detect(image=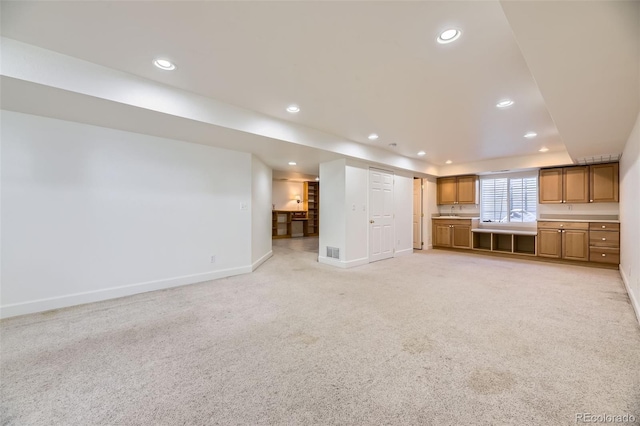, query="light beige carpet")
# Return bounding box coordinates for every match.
[2,239,639,425]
